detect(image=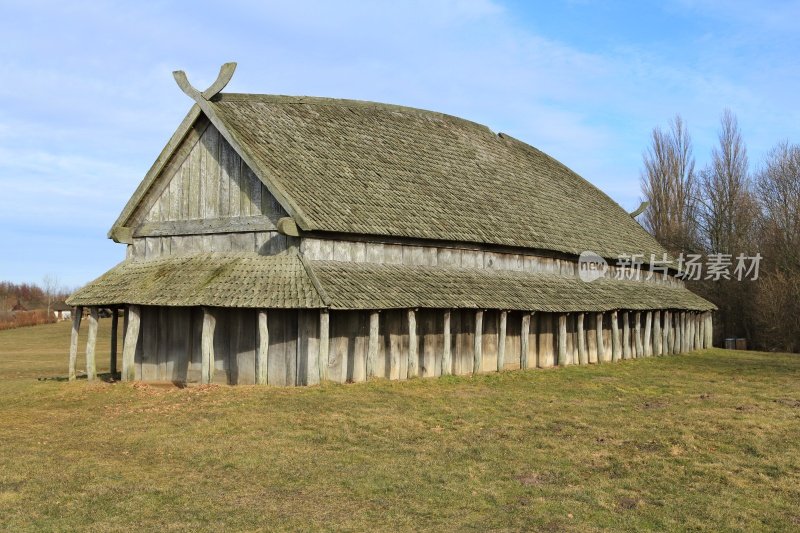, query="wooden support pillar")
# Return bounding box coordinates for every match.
[497,310,507,371]
[643,311,652,357]
[695,313,702,350]
[698,313,705,349]
[633,312,643,358]
[595,312,605,362]
[110,310,119,375]
[556,313,567,366]
[705,312,713,348]
[367,310,379,379]
[255,310,267,385]
[408,309,418,378]
[672,312,680,354]
[121,305,140,382]
[85,307,98,381]
[473,310,483,374]
[68,306,83,381]
[622,311,631,359]
[319,310,330,382]
[202,308,217,384]
[520,313,531,369]
[653,311,662,356]
[610,310,621,361]
[663,311,671,355]
[557,313,568,366]
[679,311,687,353]
[577,312,587,365]
[442,310,452,376]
